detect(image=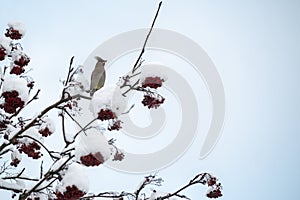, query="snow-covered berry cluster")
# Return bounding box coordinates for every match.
[18,142,41,159]
[0,90,24,114]
[55,163,89,199]
[207,187,222,199]
[97,108,116,121]
[108,119,122,131]
[55,185,86,200]
[80,152,104,167]
[205,175,223,199]
[139,65,167,109]
[38,117,56,137]
[141,94,165,109]
[38,127,52,137]
[10,150,22,167]
[10,52,30,75]
[5,22,26,40]
[5,28,23,40]
[91,85,126,132]
[75,131,112,167]
[141,76,164,89]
